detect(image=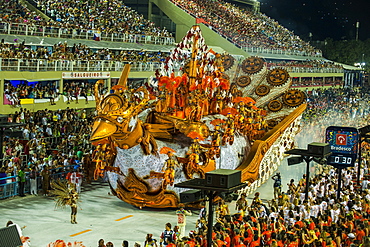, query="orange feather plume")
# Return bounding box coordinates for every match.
[221,107,238,116]
[182,73,188,85]
[112,85,126,91]
[210,119,226,126]
[158,76,170,88]
[160,147,176,154]
[232,97,246,103]
[219,79,230,90]
[260,110,267,116]
[173,76,182,88]
[244,97,256,104]
[187,131,204,141]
